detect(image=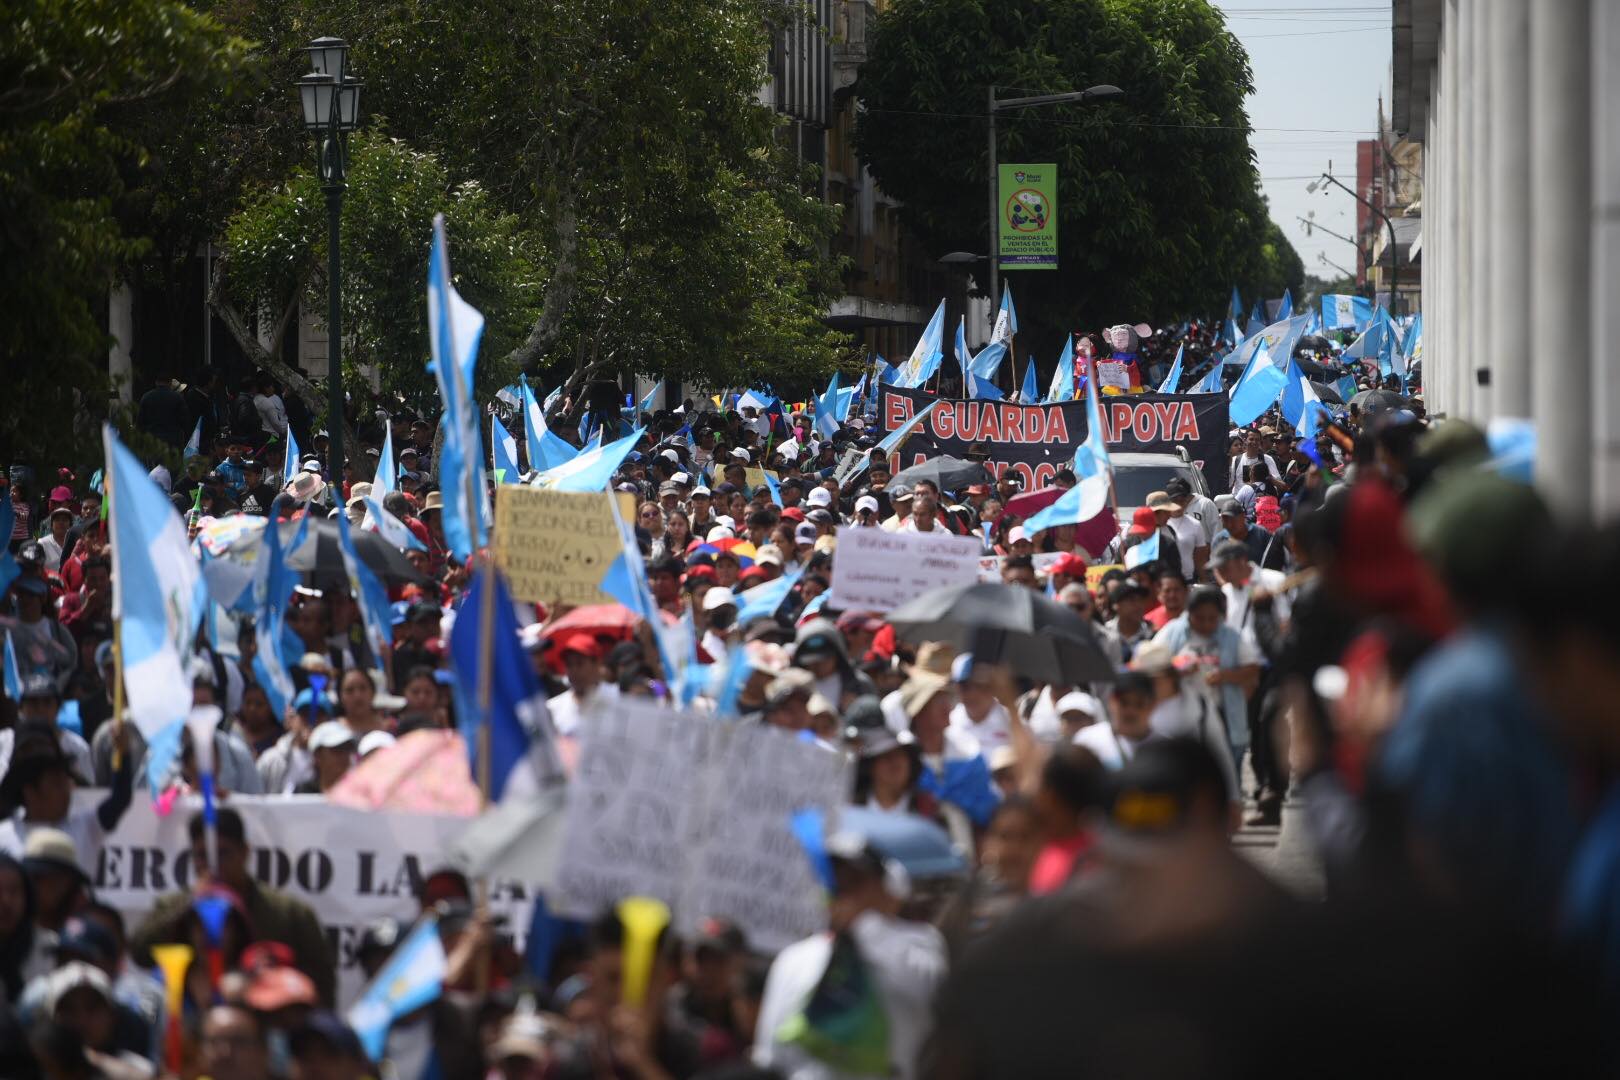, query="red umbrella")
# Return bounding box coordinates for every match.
[542,603,638,642]
[1003,487,1064,519]
[1002,489,1120,563]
